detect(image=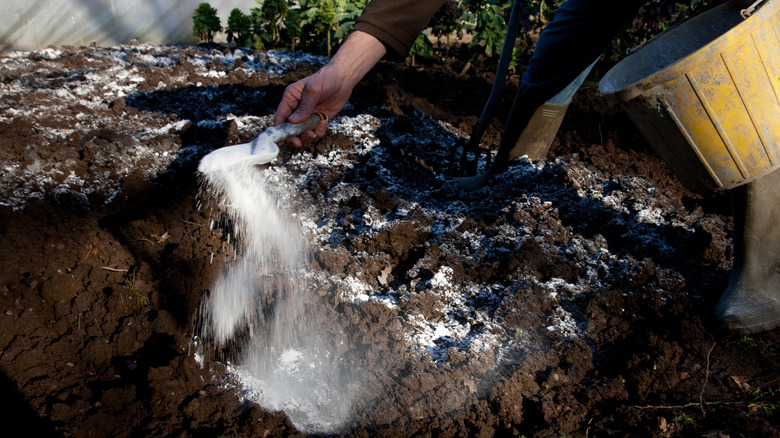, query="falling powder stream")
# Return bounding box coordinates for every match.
[197,162,361,433]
